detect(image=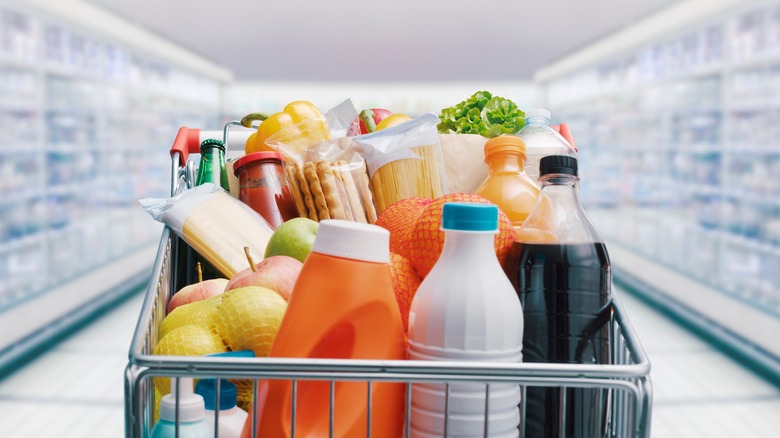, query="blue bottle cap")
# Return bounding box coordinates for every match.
[195,379,237,411]
[442,202,499,232]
